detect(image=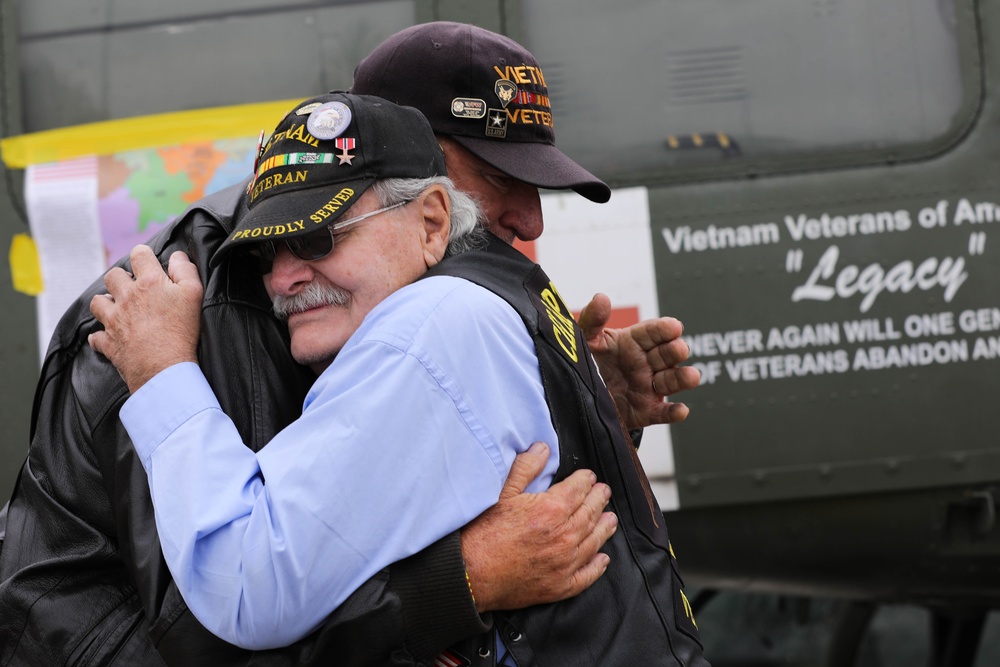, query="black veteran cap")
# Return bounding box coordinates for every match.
[351,22,611,204]
[216,92,446,257]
